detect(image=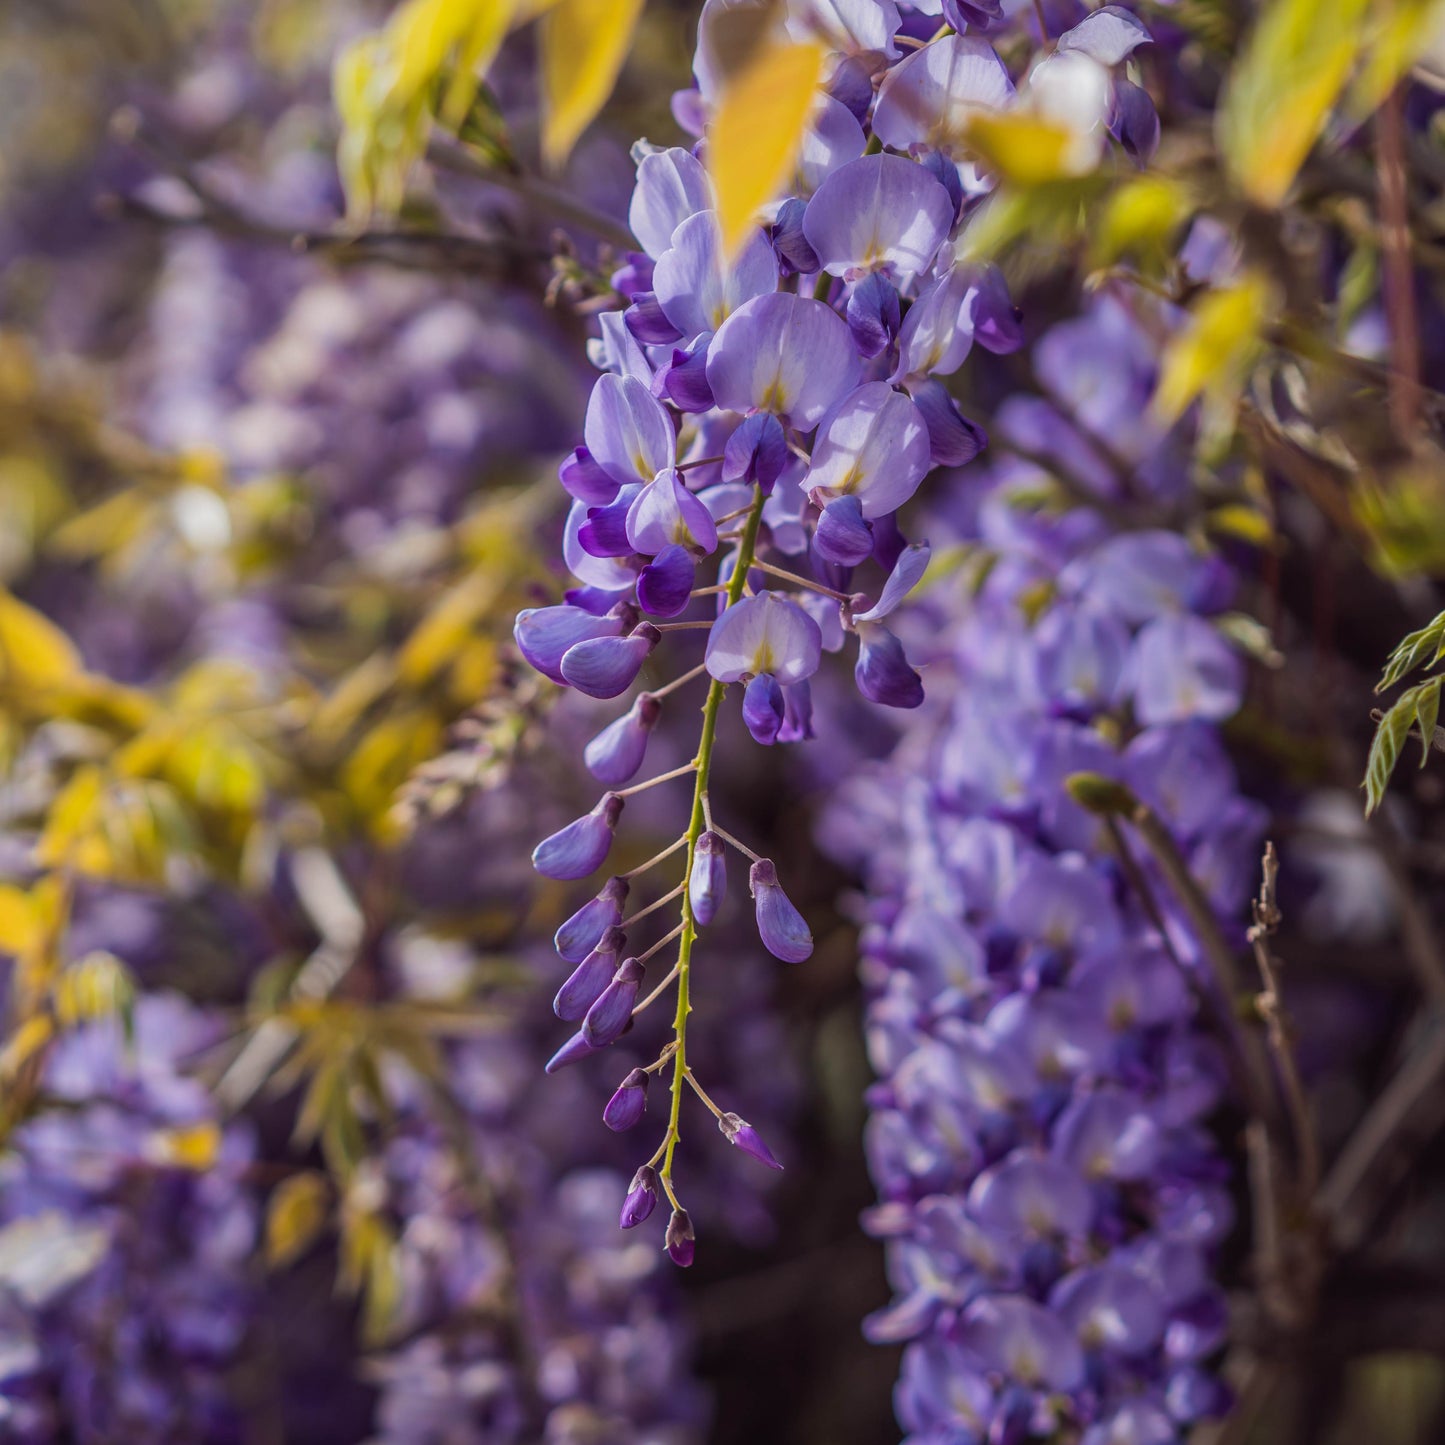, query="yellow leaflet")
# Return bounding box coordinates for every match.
[265,1172,331,1269]
[1353,0,1445,115]
[710,38,825,259]
[961,112,1088,188]
[0,886,39,961]
[0,1016,53,1078]
[1153,273,1276,424]
[0,591,80,690]
[1218,0,1371,207]
[539,0,646,167]
[148,1121,222,1171]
